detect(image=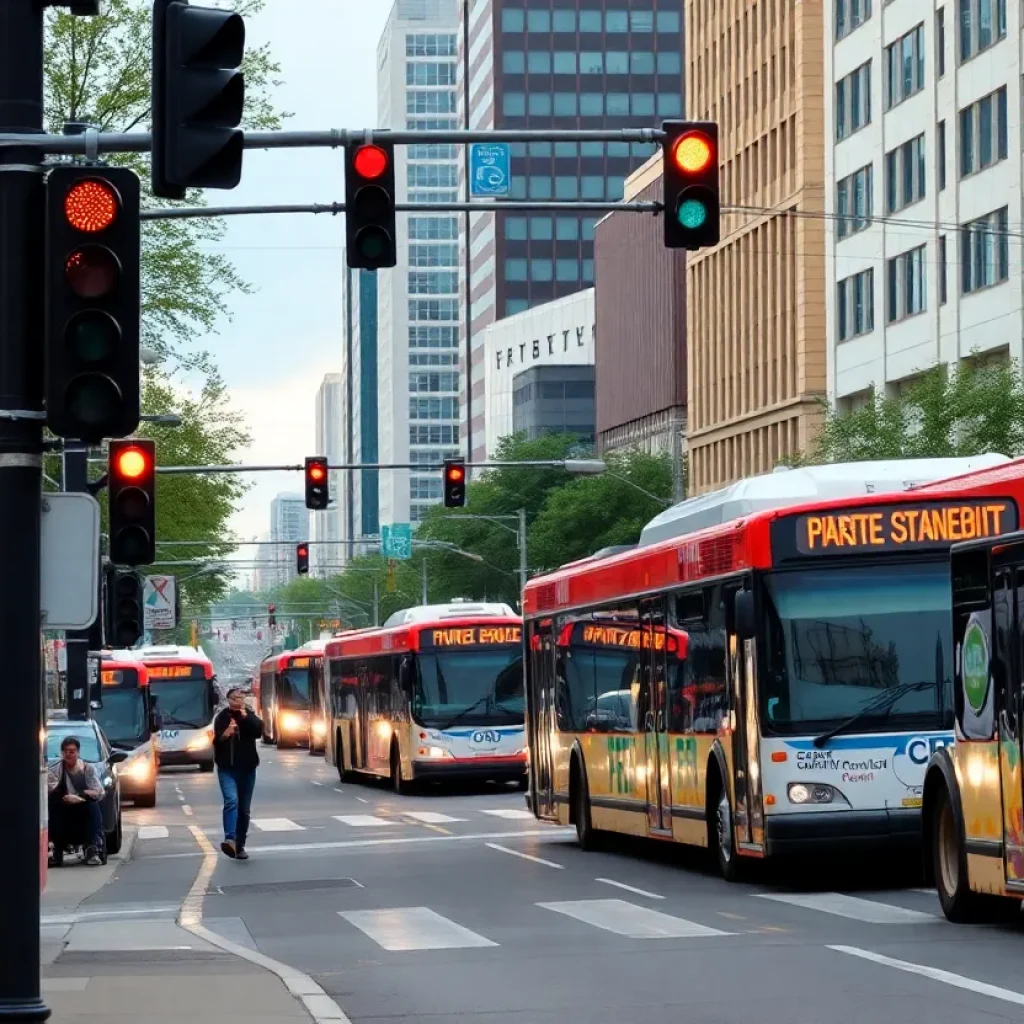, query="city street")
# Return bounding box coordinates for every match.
[42,750,1024,1024]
